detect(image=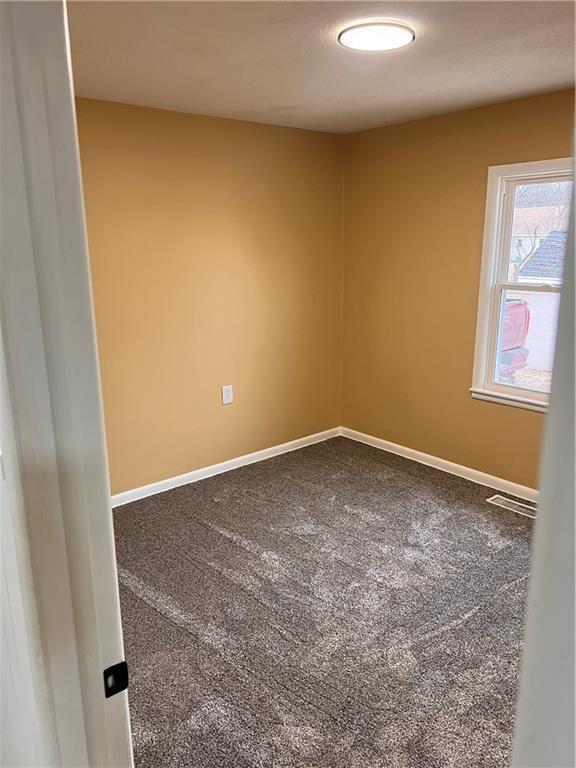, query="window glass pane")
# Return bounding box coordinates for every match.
[495,290,560,394]
[507,179,573,284]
